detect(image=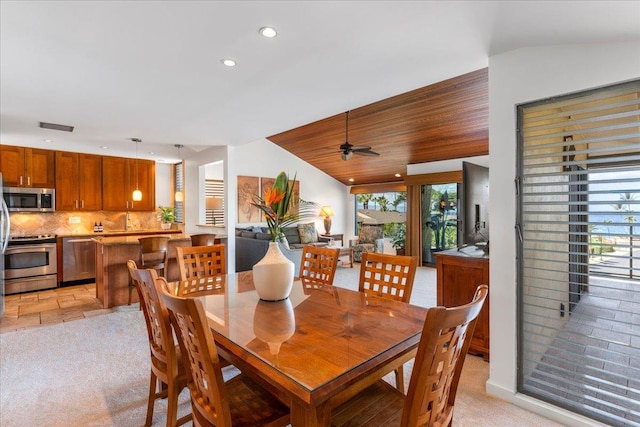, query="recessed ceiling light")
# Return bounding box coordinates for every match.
[221,59,236,67]
[43,139,53,143]
[100,146,109,149]
[349,178,354,182]
[148,151,154,155]
[395,173,401,178]
[259,26,277,38]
